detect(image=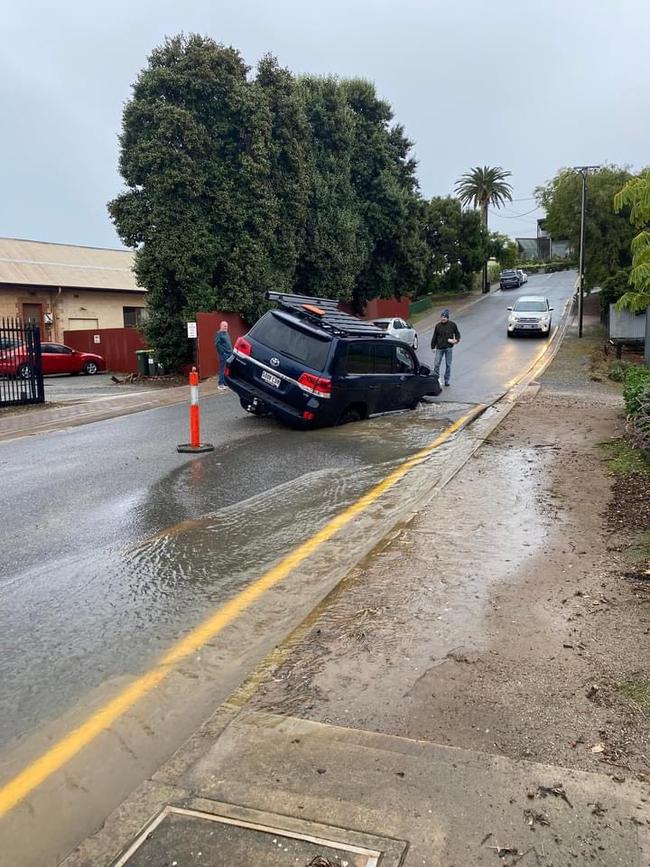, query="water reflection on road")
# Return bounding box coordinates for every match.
[1,402,470,747]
